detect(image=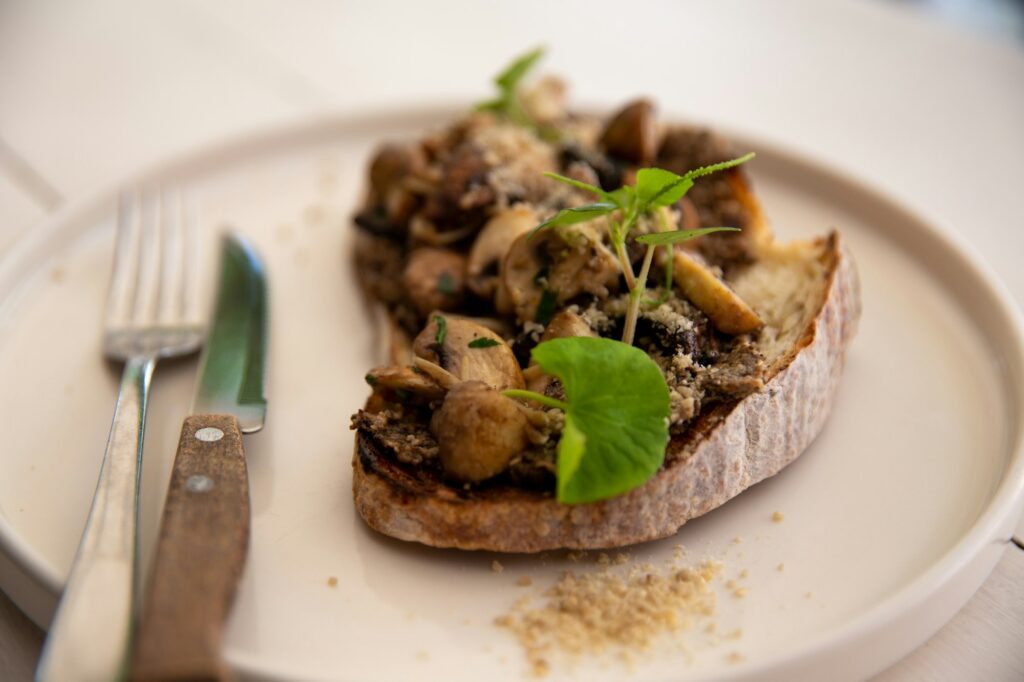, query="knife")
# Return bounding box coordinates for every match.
[130,234,268,682]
